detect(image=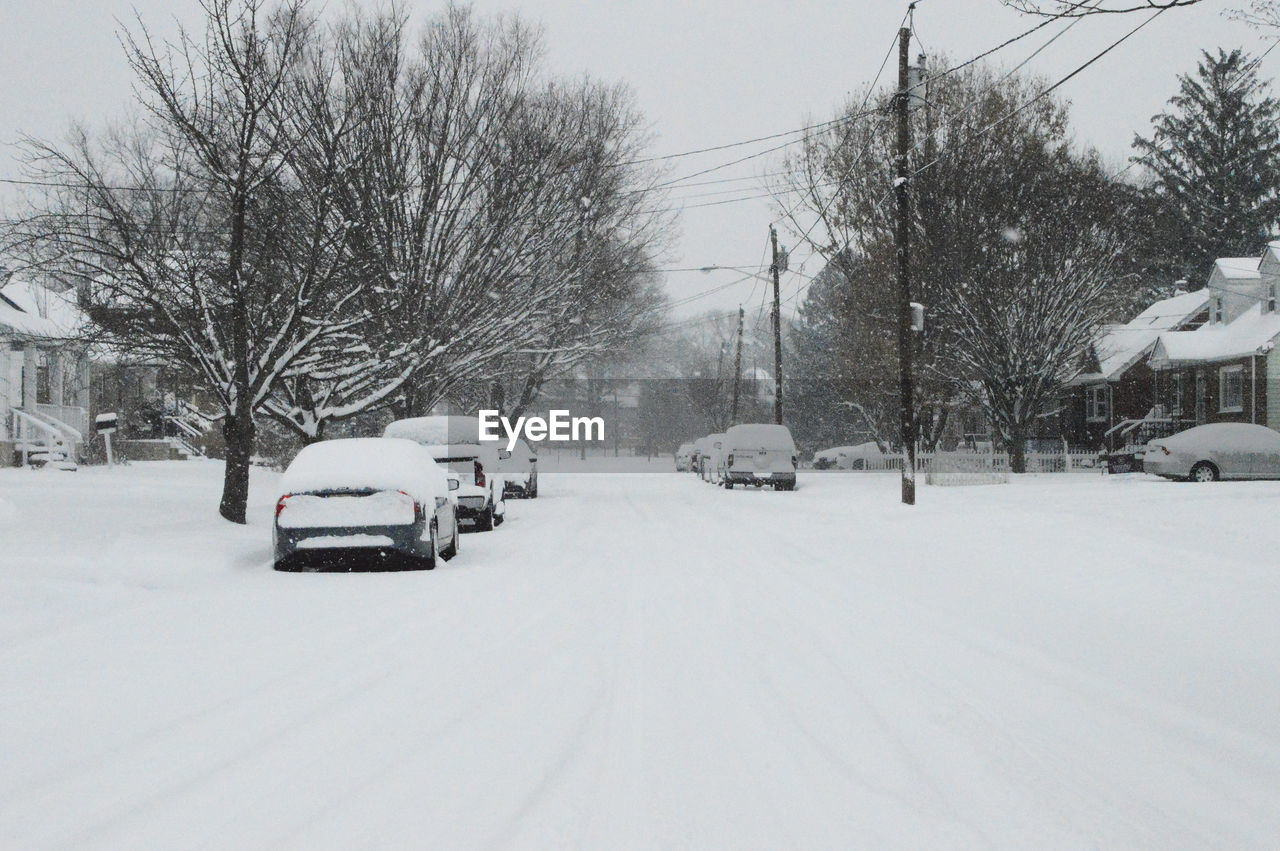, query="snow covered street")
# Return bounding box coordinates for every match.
[2,462,1279,848]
